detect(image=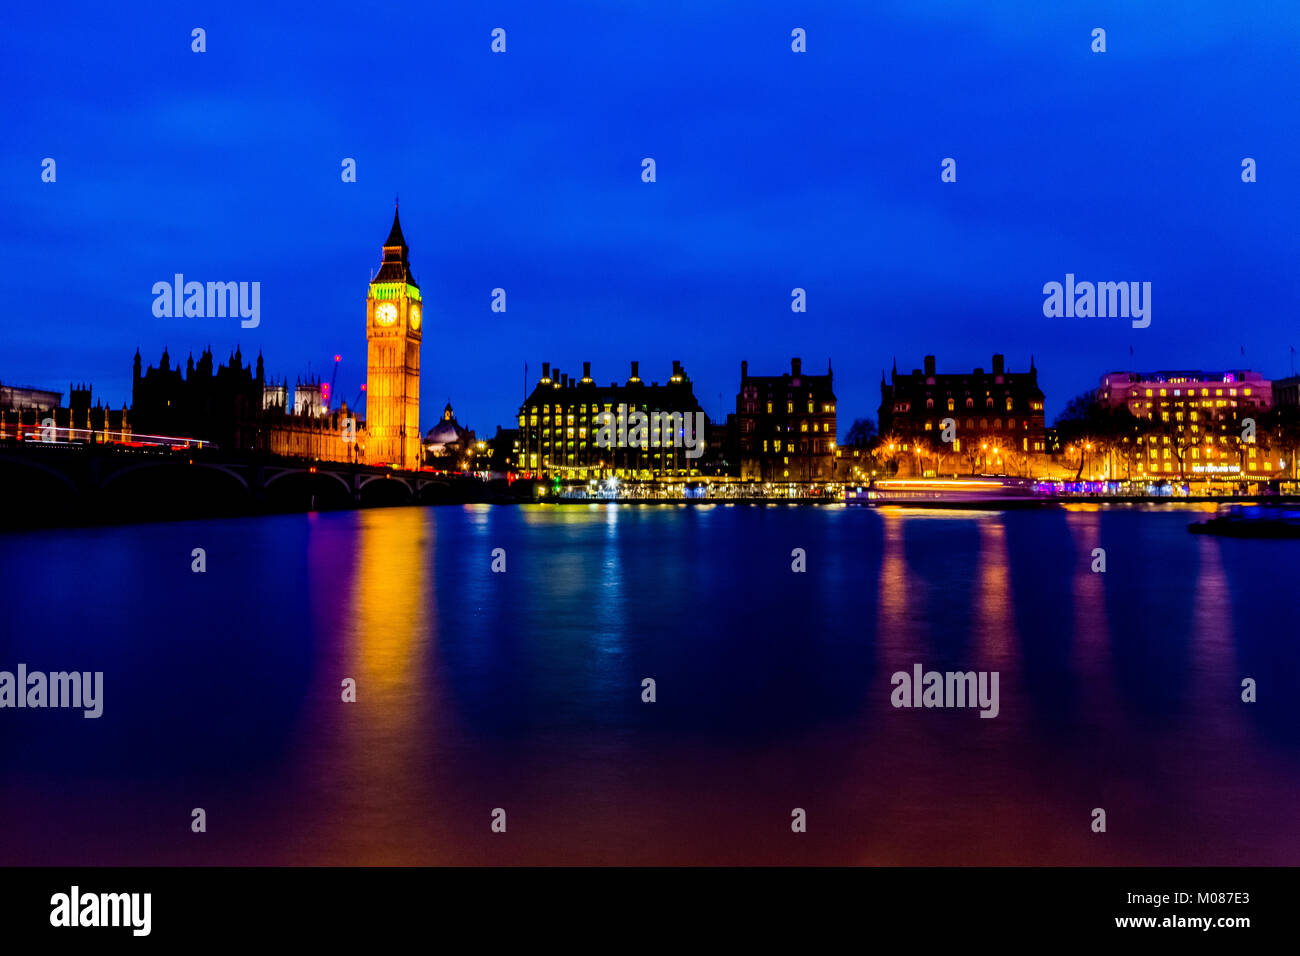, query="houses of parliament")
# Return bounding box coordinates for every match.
[16,207,428,468]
